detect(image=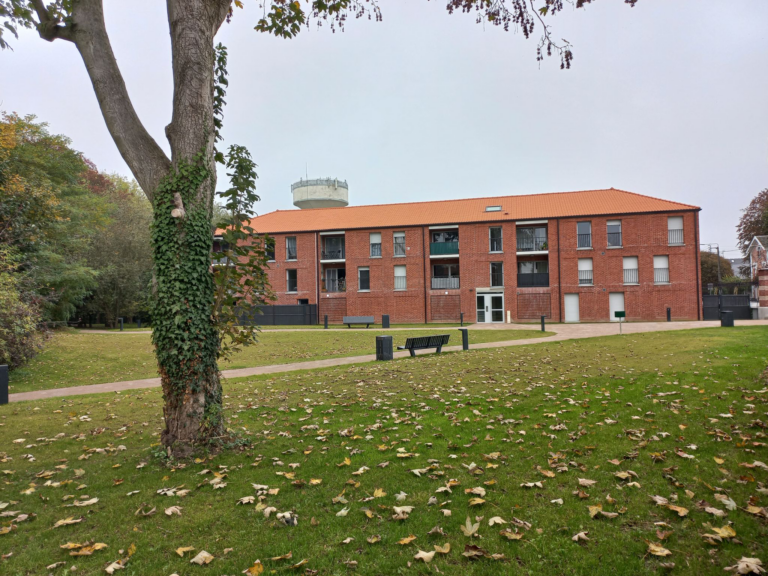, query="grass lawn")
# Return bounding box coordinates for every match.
[0,327,767,575]
[9,328,550,393]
